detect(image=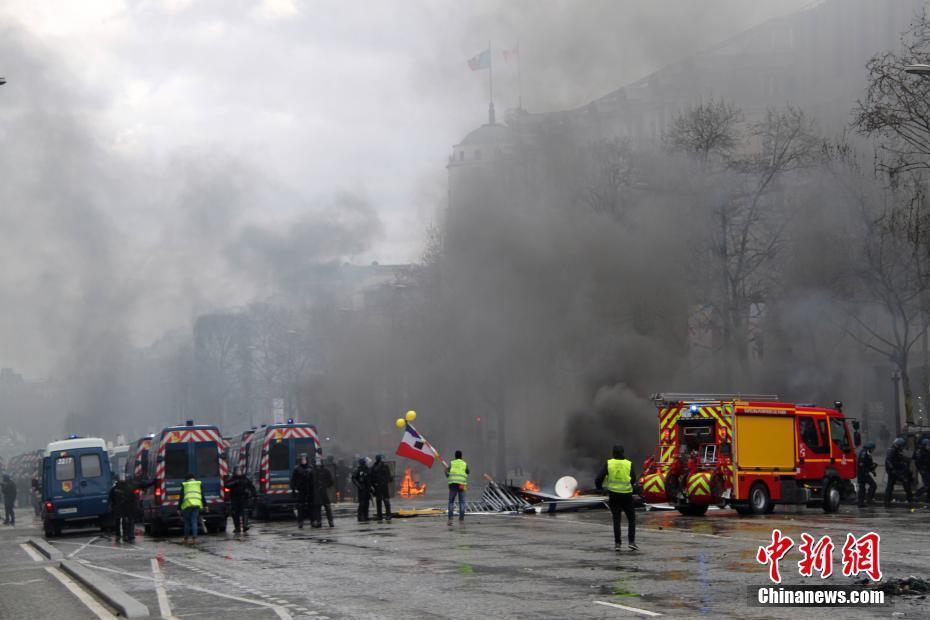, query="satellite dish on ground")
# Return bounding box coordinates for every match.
[555,475,578,499]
